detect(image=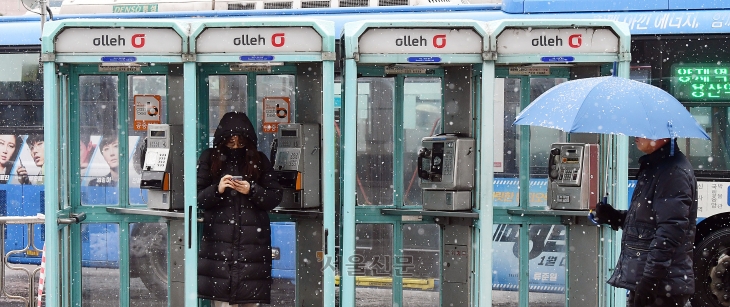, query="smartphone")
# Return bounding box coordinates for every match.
[231,176,243,181]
